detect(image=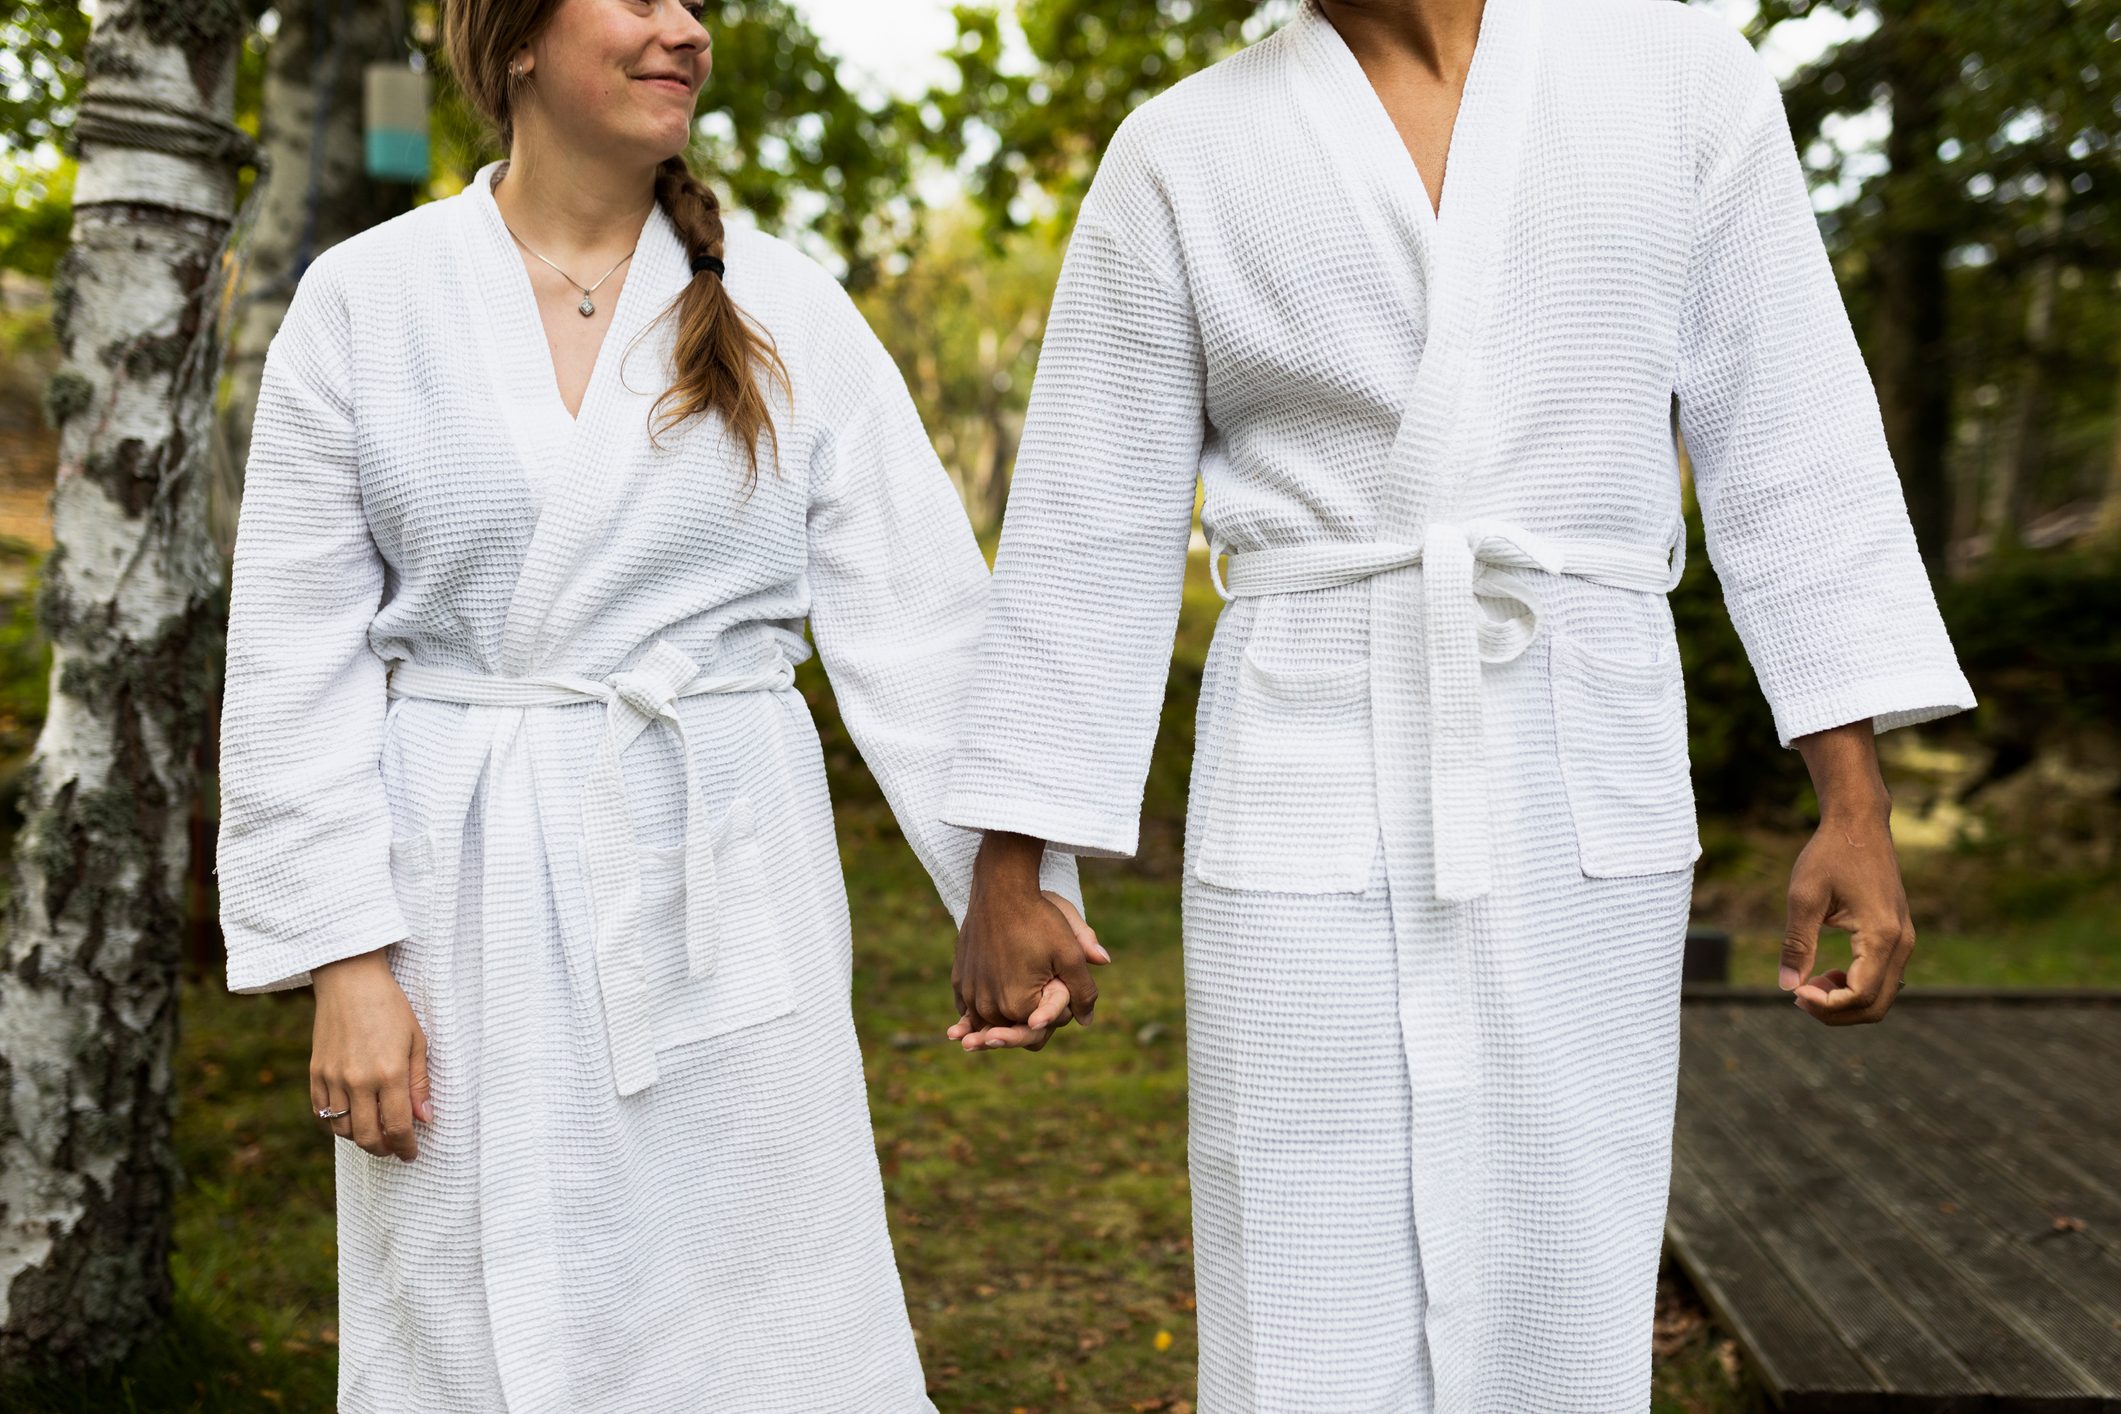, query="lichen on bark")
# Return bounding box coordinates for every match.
[44,370,92,431]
